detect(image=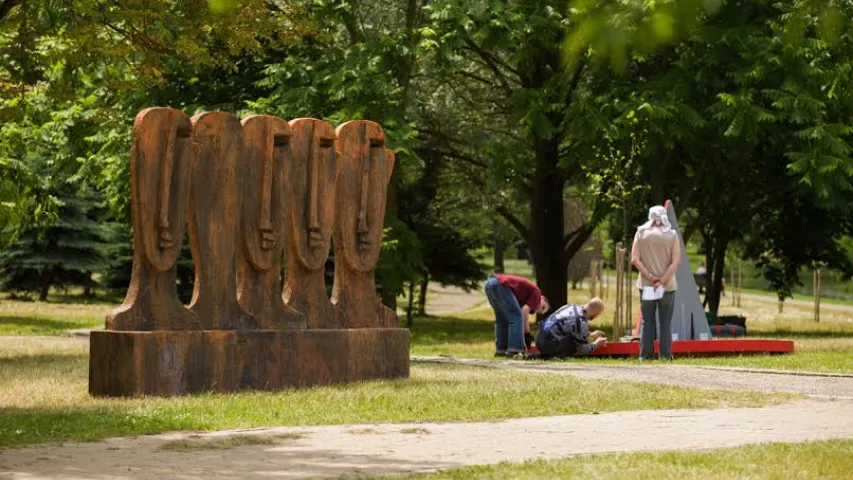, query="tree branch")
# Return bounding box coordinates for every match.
[457,70,503,90]
[497,206,529,240]
[682,216,704,245]
[566,57,588,98]
[462,33,521,77]
[461,35,517,95]
[418,147,490,169]
[563,224,585,250]
[563,196,612,262]
[265,1,284,13]
[0,0,21,22]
